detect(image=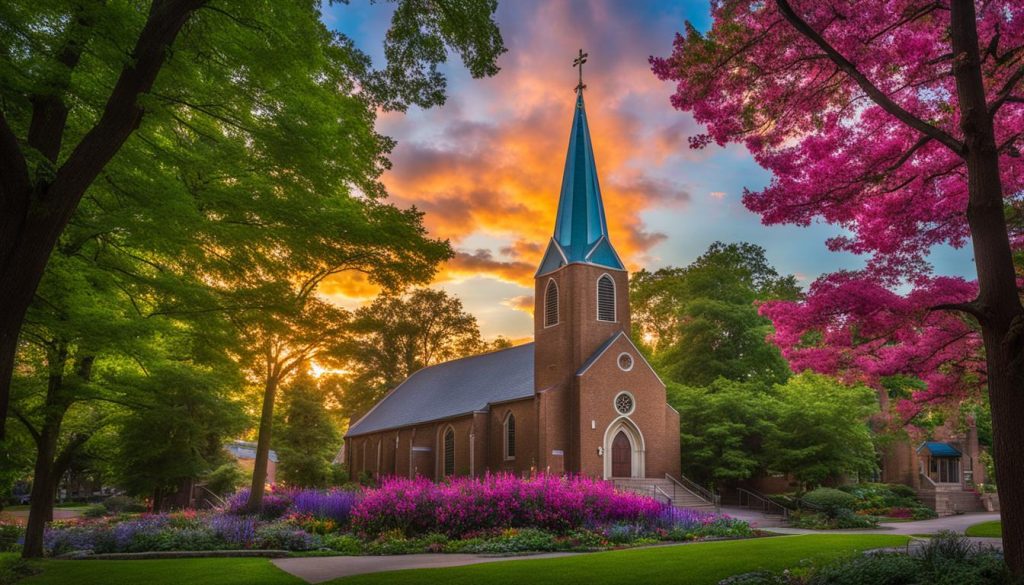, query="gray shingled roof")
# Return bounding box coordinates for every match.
[346,343,535,437]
